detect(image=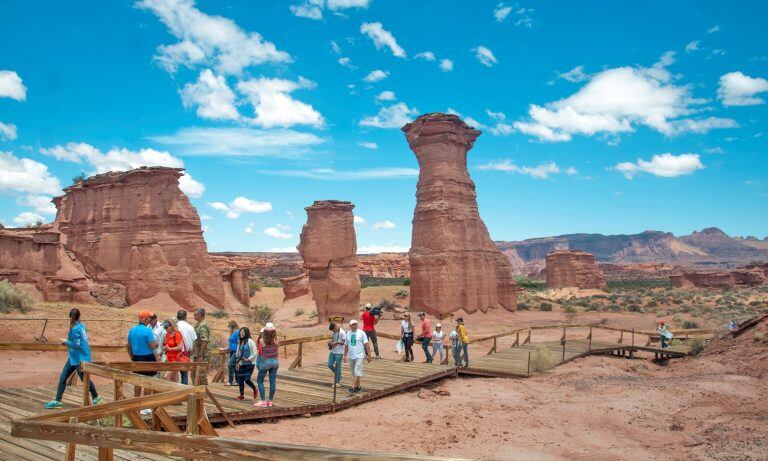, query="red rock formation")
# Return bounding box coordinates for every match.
[220,268,250,307]
[210,253,303,284]
[402,113,517,315]
[358,253,410,278]
[297,200,361,319]
[546,250,606,289]
[670,267,766,288]
[280,273,311,301]
[598,262,677,281]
